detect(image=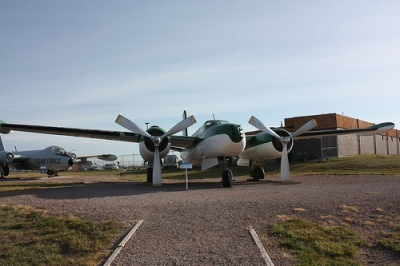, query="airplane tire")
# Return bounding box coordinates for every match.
[146,168,153,183]
[253,166,265,180]
[3,164,9,177]
[222,170,232,188]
